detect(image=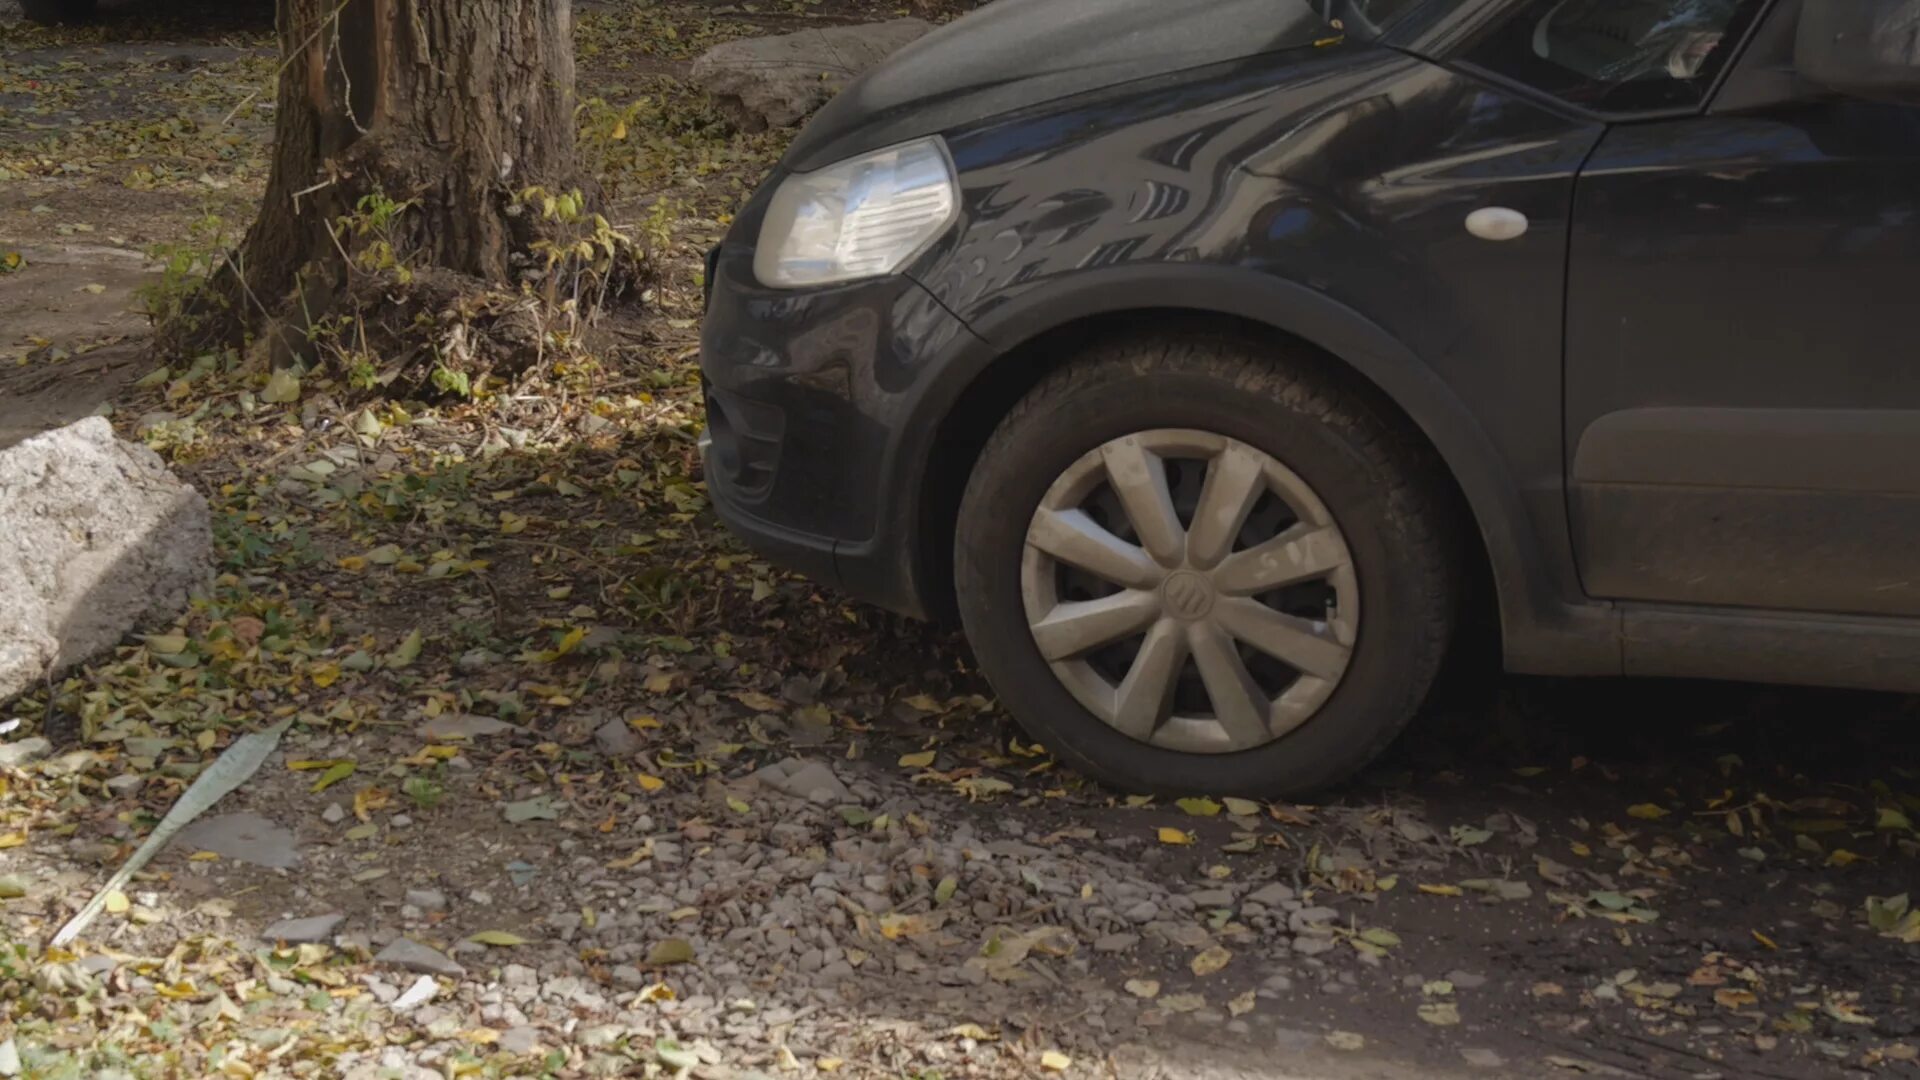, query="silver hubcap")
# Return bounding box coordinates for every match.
[1020,429,1359,754]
